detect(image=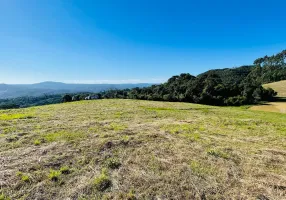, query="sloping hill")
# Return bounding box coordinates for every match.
[264,80,286,97]
[0,99,285,199]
